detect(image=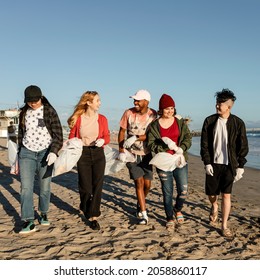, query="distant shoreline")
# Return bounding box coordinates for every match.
[189,135,260,170]
[190,128,260,137]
